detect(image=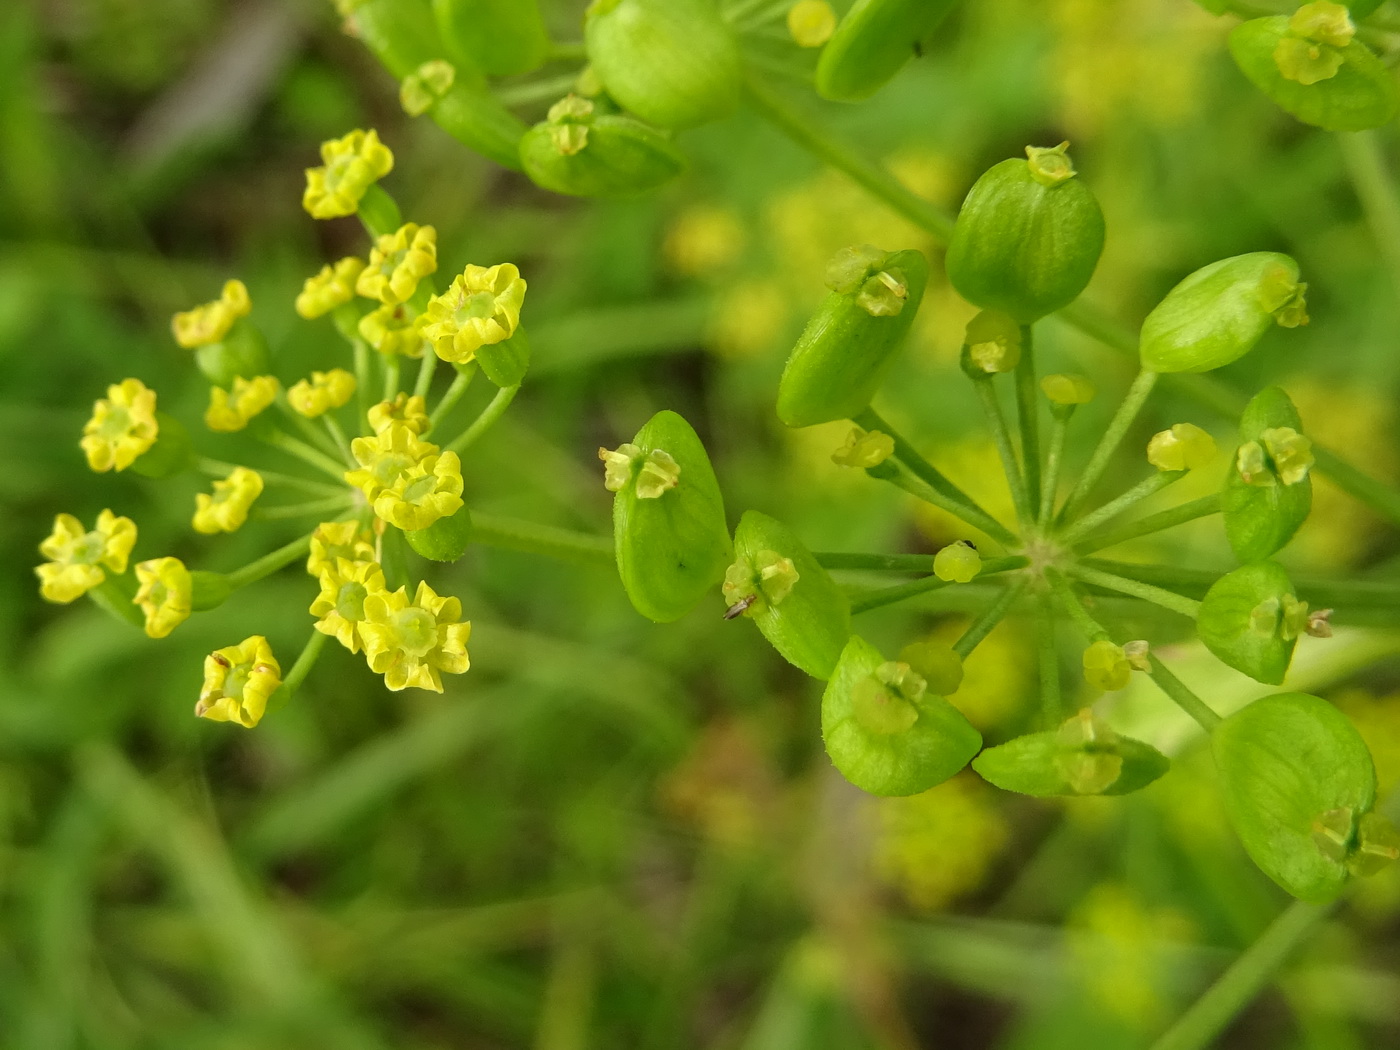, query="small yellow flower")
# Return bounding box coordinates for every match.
[133,557,193,639]
[1083,640,1133,692]
[307,520,376,577]
[35,510,137,603]
[933,541,981,583]
[368,393,430,435]
[295,257,366,319]
[171,280,252,349]
[374,451,464,531]
[81,378,159,472]
[310,557,387,653]
[422,263,527,364]
[722,549,799,616]
[192,467,264,534]
[204,375,279,432]
[358,303,426,357]
[345,422,437,503]
[356,223,438,305]
[360,580,471,692]
[288,369,357,418]
[1262,426,1315,485]
[196,635,282,728]
[302,128,394,219]
[1146,423,1217,472]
